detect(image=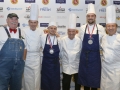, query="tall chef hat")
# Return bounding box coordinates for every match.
[30,4,39,20]
[106,5,116,24]
[68,13,76,29]
[87,3,96,15]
